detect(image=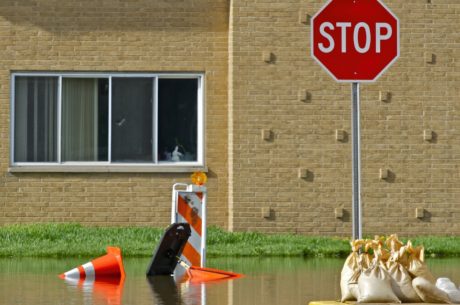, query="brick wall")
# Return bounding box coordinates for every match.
[1,0,459,236]
[229,0,460,236]
[0,0,229,227]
